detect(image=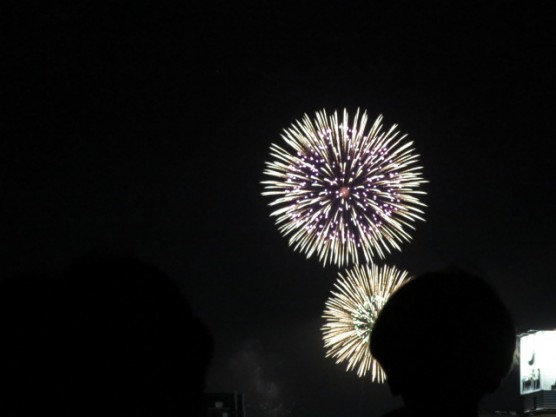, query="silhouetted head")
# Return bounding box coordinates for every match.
[0,255,213,416]
[370,269,515,416]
